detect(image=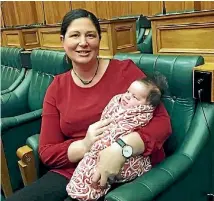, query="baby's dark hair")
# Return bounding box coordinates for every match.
[137,72,168,107]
